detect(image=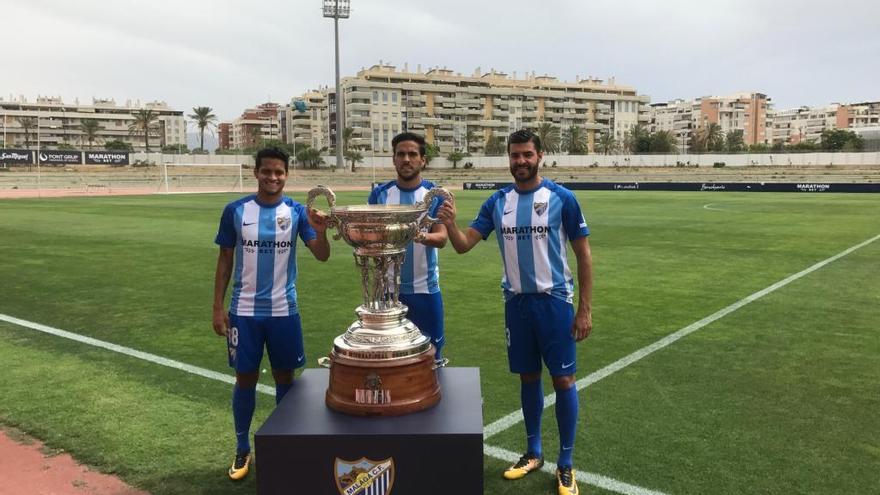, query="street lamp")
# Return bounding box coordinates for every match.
[323,0,350,172]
